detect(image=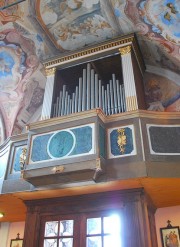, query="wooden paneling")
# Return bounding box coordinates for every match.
[0,178,180,222]
[23,189,156,247]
